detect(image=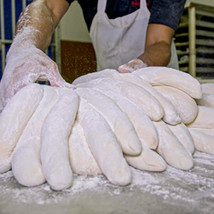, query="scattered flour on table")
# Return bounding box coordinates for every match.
[0,152,214,205]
